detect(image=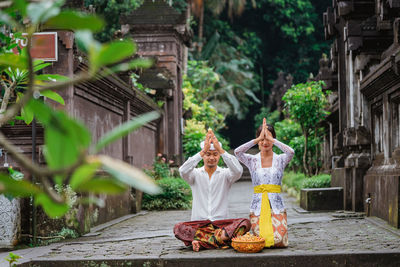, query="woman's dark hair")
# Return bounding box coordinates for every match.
[256,124,276,139]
